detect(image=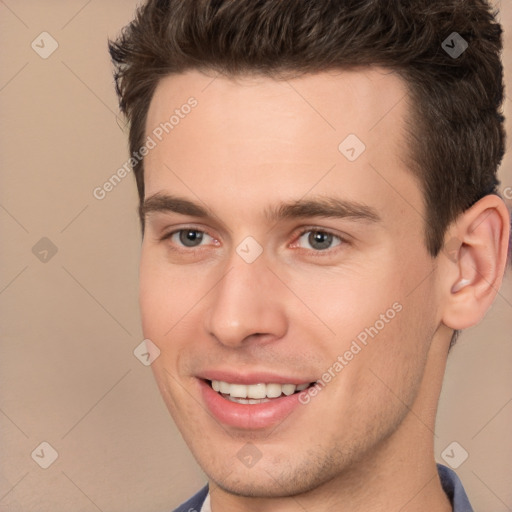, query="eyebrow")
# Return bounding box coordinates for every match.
[141,193,209,220]
[265,196,381,224]
[141,192,381,225]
